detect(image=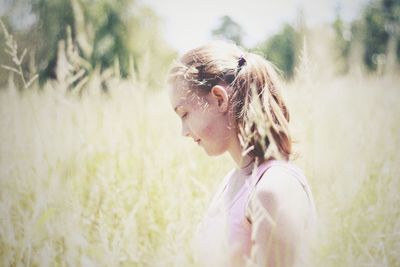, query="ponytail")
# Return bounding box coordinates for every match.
[230,52,292,163]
